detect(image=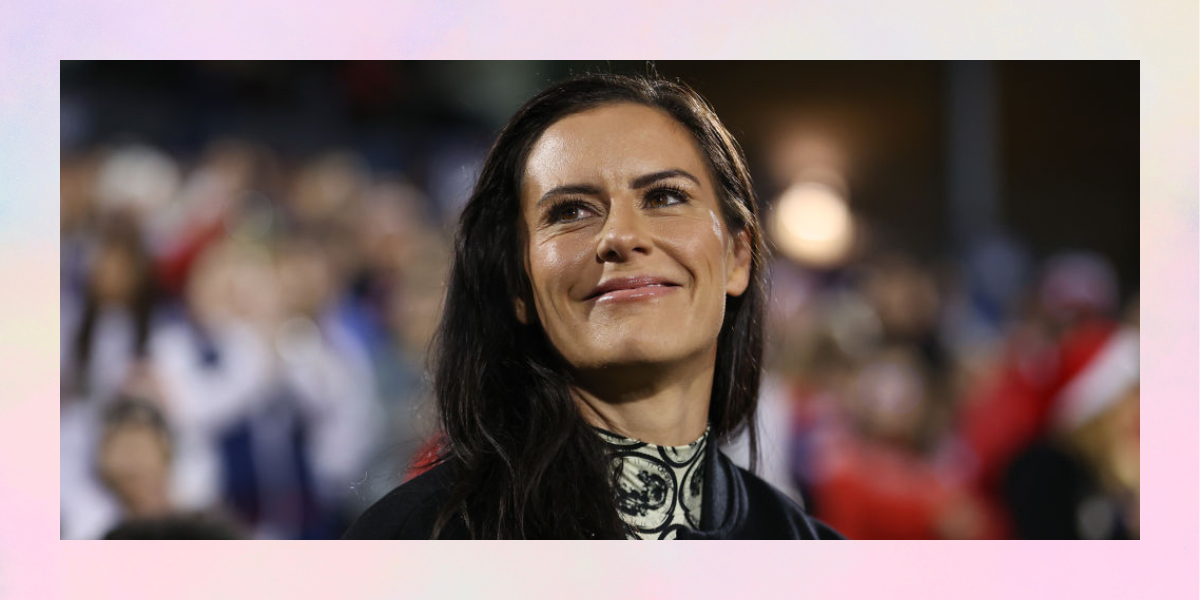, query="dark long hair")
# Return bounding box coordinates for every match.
[430,73,768,539]
[68,214,158,399]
